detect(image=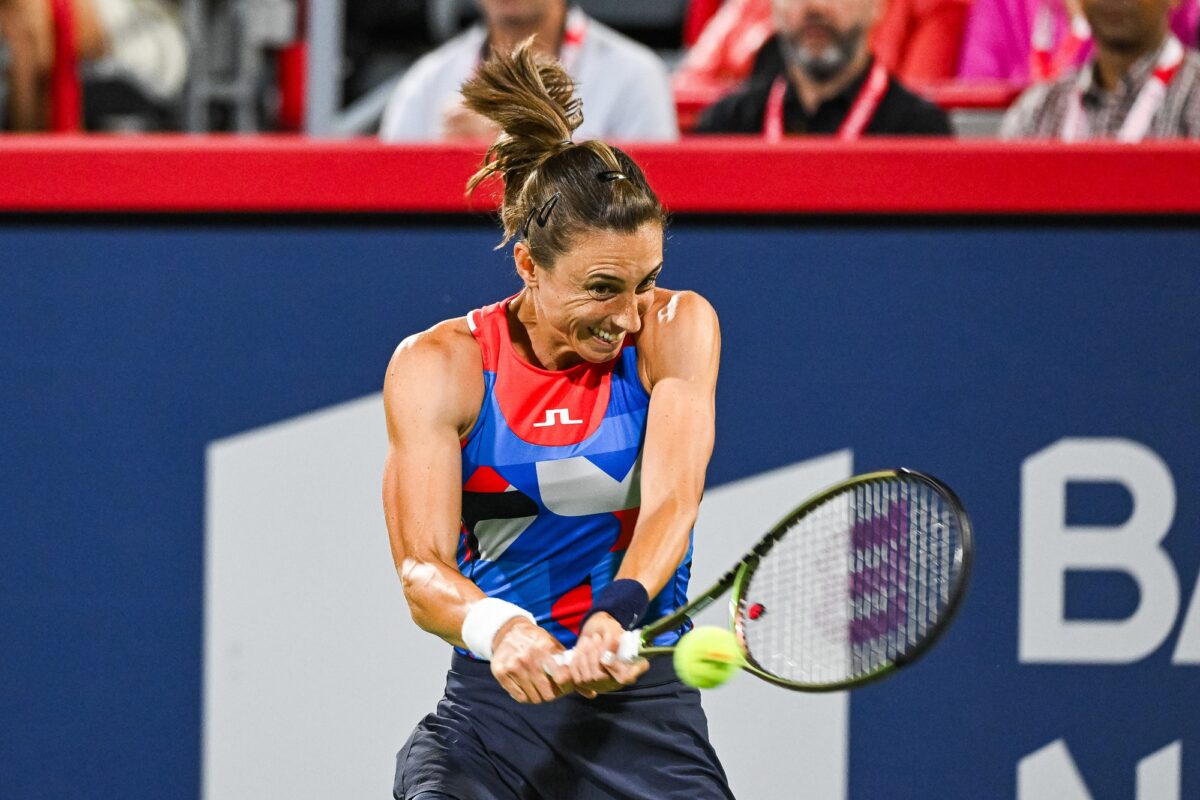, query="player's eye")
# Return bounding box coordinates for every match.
[638,268,667,293]
[588,284,618,299]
